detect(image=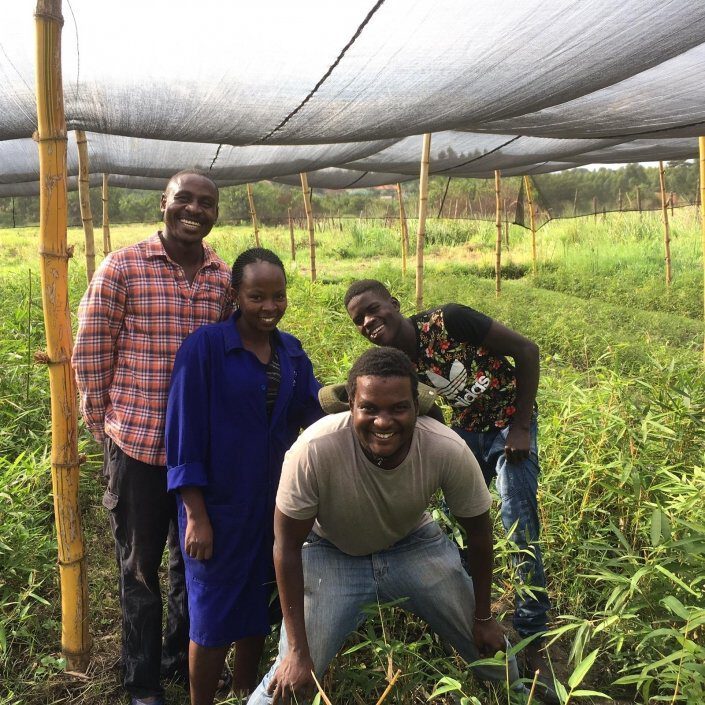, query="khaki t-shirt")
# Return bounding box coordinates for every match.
[276,413,492,556]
